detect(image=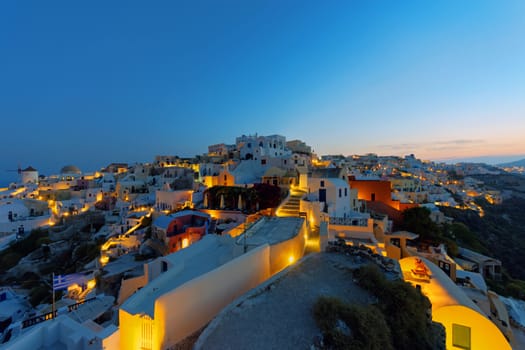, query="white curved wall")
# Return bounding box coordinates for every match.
[153,244,271,349]
[434,305,511,350]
